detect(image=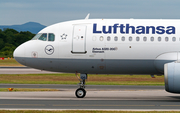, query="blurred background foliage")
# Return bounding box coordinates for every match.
[0,28,35,57]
